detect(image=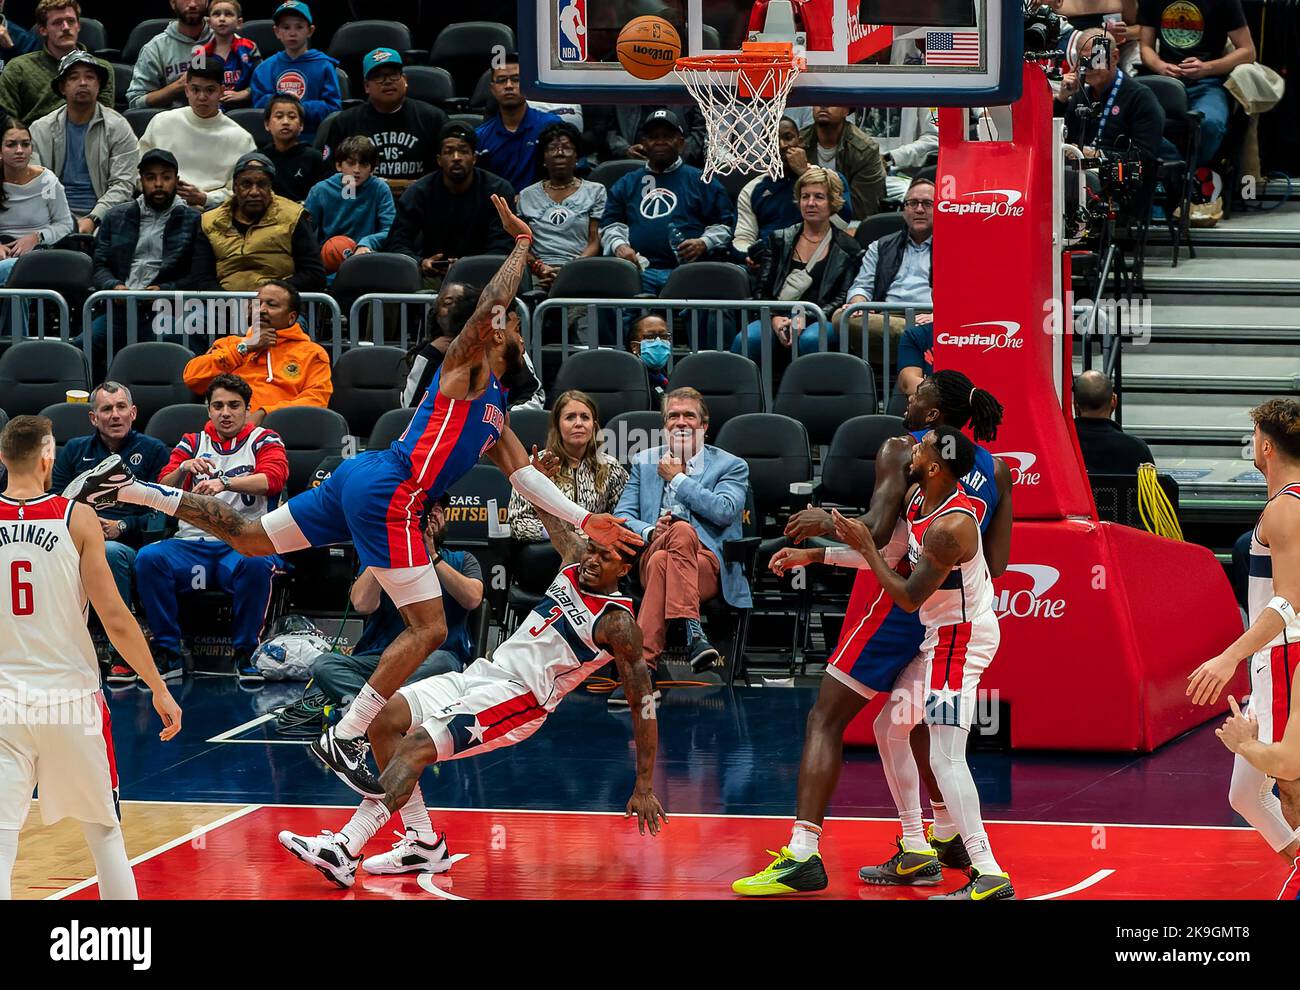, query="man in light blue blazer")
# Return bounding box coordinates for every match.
[612,387,751,703]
